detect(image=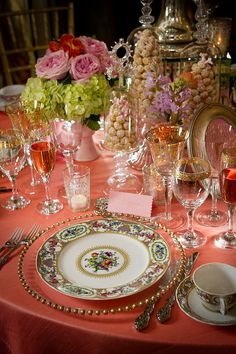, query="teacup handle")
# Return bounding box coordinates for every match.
[219,297,227,315]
